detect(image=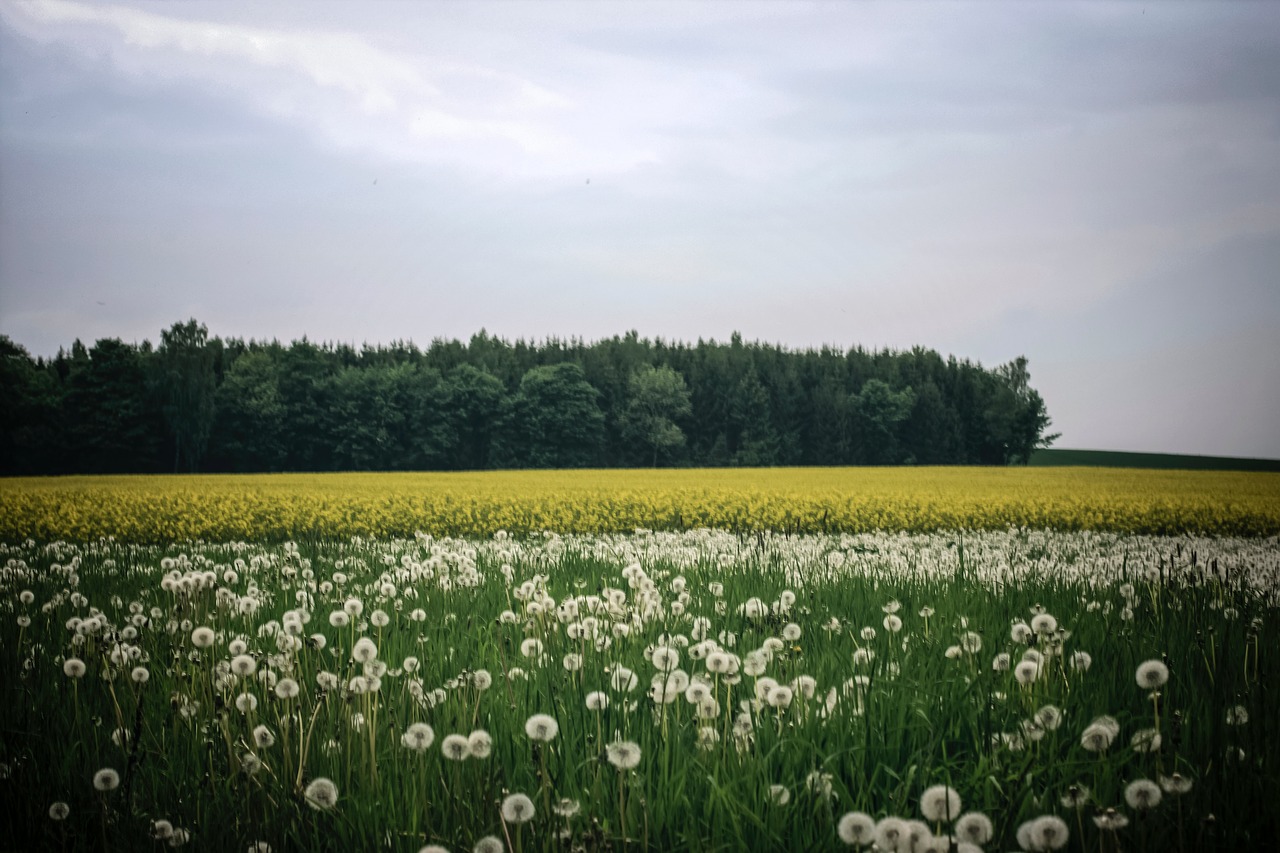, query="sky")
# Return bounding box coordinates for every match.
[1,0,1278,458]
